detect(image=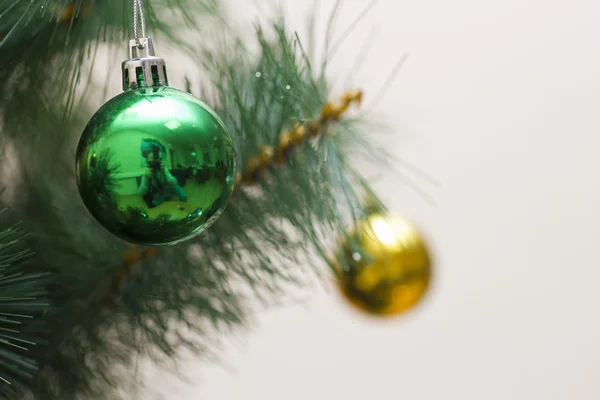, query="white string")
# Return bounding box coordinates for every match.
[133,0,147,42]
